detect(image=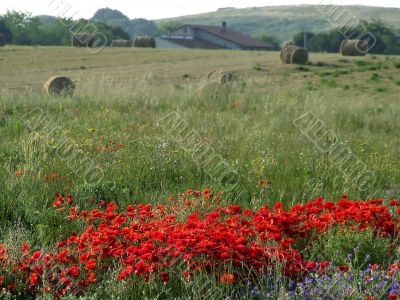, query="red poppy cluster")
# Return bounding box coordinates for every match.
[0,190,398,297]
[95,139,124,153]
